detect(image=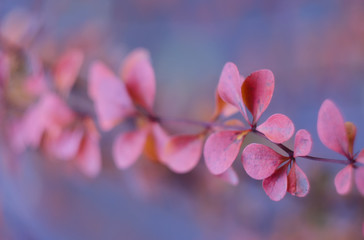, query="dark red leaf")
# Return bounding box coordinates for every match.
[204,130,246,175]
[334,165,353,195]
[257,114,294,143]
[287,162,310,197]
[294,129,312,157]
[88,61,135,131]
[120,48,155,112]
[242,143,286,180]
[263,165,288,201]
[113,126,149,170]
[164,134,204,174]
[217,62,248,121]
[241,69,274,124]
[317,99,348,156]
